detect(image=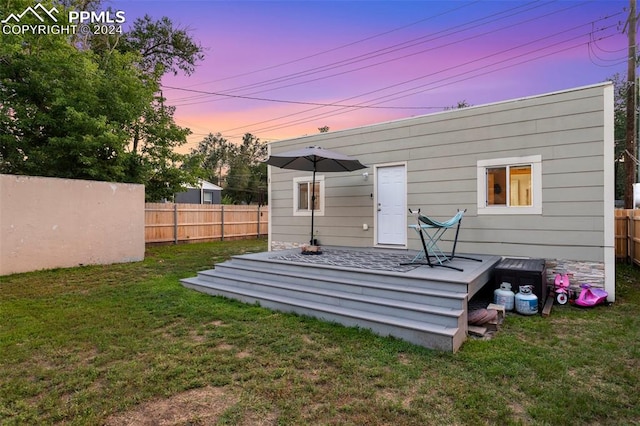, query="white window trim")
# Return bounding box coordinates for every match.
[477,155,542,215]
[293,175,325,217]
